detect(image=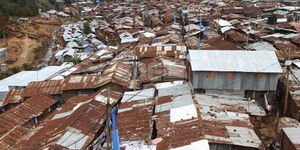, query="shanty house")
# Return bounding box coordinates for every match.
[188,50,282,91]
